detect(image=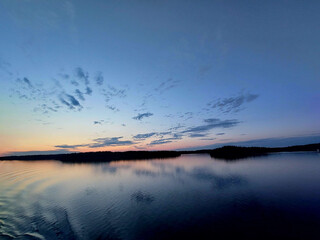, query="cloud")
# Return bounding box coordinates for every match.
[101,85,126,103]
[108,85,126,96]
[94,120,114,125]
[34,103,59,114]
[23,77,33,88]
[75,67,89,85]
[170,133,183,140]
[132,131,182,145]
[13,76,88,114]
[60,73,70,80]
[148,133,183,146]
[90,137,134,148]
[139,93,153,107]
[66,94,81,107]
[55,144,89,149]
[106,105,119,112]
[148,139,173,145]
[16,77,34,90]
[134,146,146,150]
[216,133,225,136]
[133,132,157,140]
[0,58,13,76]
[208,93,259,113]
[154,78,179,94]
[59,93,82,110]
[85,86,92,95]
[183,118,240,134]
[59,97,73,109]
[189,133,207,138]
[10,68,109,116]
[95,72,104,86]
[178,112,194,120]
[53,135,135,151]
[71,80,79,86]
[75,89,85,100]
[133,112,153,120]
[34,119,52,125]
[201,138,216,141]
[168,124,185,131]
[14,77,54,104]
[158,131,172,136]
